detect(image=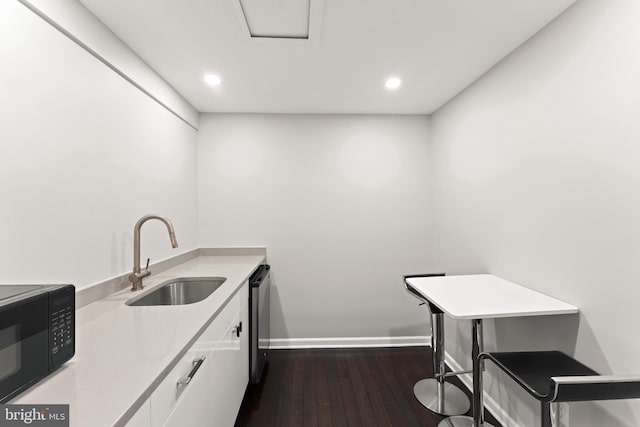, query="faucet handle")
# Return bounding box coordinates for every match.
[145,258,150,271]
